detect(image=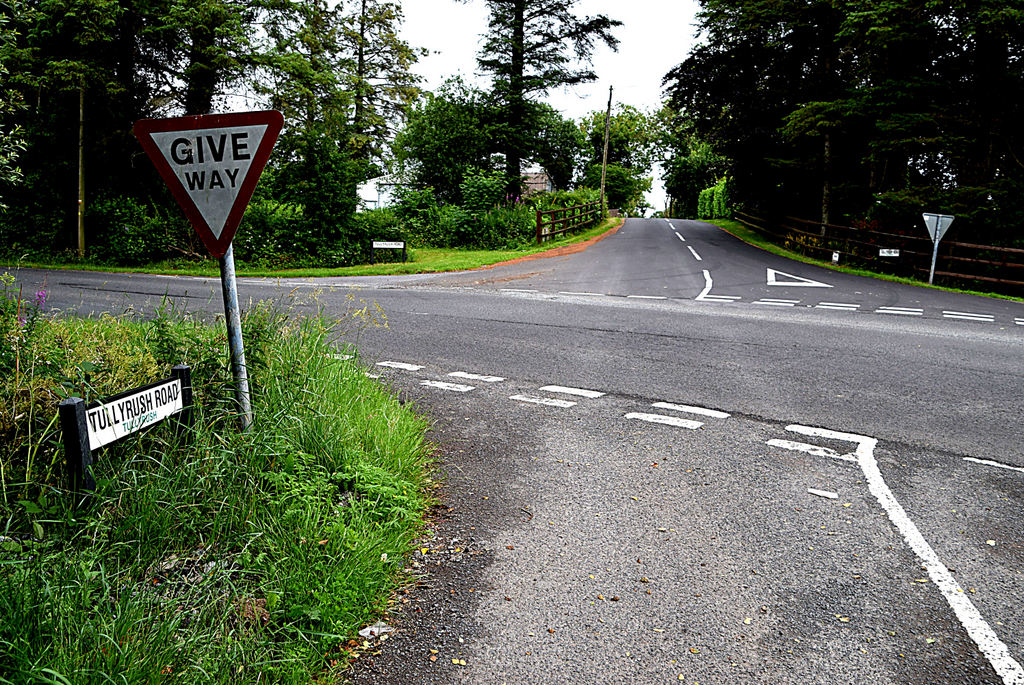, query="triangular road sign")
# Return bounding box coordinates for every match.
[766,268,833,288]
[134,111,283,258]
[922,213,955,243]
